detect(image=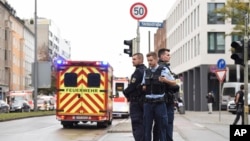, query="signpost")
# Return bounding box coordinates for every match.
[130,2,148,20]
[216,58,226,122]
[130,2,147,53]
[139,21,163,28]
[217,59,226,70]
